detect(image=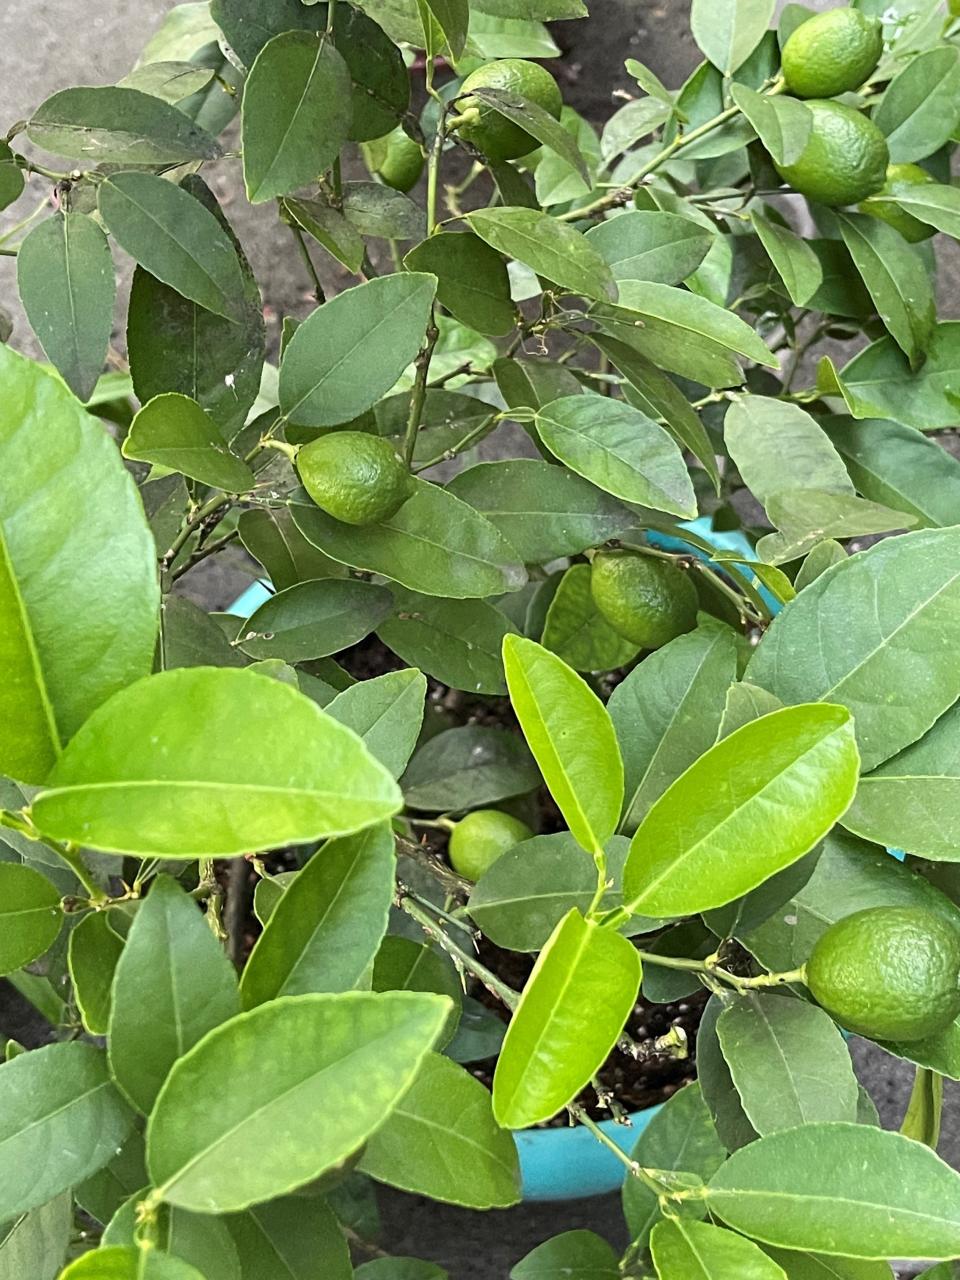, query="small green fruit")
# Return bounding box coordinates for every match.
[367,127,424,193]
[448,810,534,881]
[453,59,562,162]
[774,99,889,208]
[590,552,698,649]
[860,162,937,243]
[297,432,414,527]
[782,8,883,100]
